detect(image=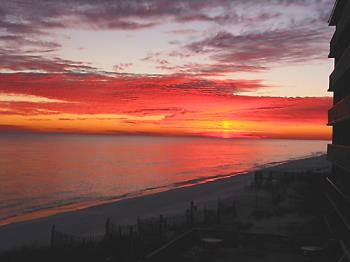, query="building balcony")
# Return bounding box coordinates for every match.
[328,95,350,125]
[328,144,350,172]
[329,0,350,58]
[329,44,350,91]
[329,0,347,26]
